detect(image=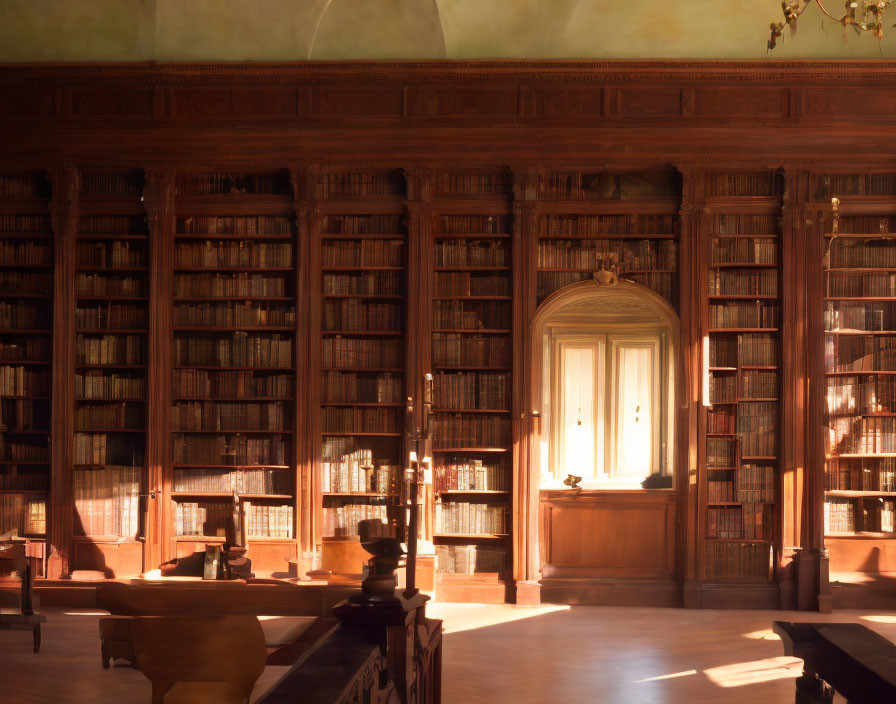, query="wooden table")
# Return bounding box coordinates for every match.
[0,609,46,653]
[773,621,896,704]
